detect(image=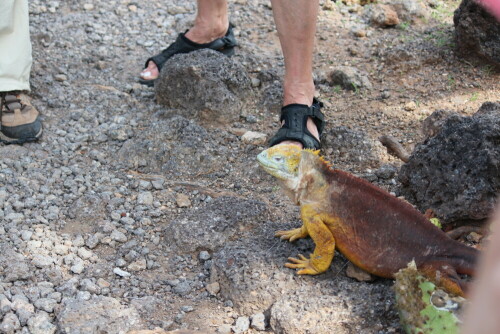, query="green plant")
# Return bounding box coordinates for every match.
[447,75,456,89]
[397,22,410,31]
[351,82,360,95]
[429,218,442,229]
[332,85,342,94]
[424,28,454,48]
[469,92,479,102]
[395,262,464,334]
[430,0,460,21]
